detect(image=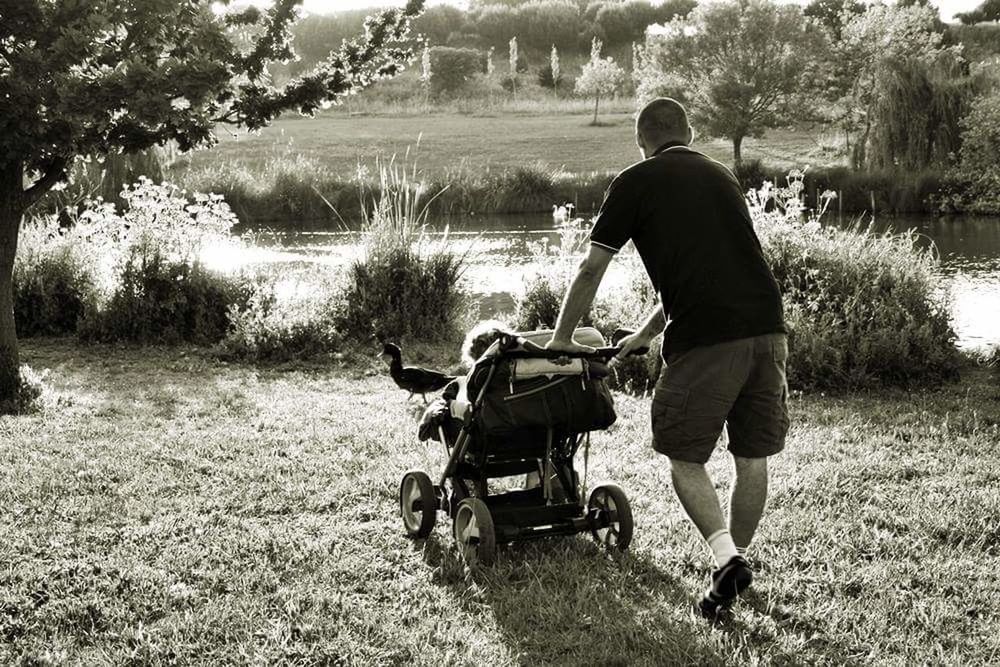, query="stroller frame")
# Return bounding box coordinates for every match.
[399,333,639,565]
